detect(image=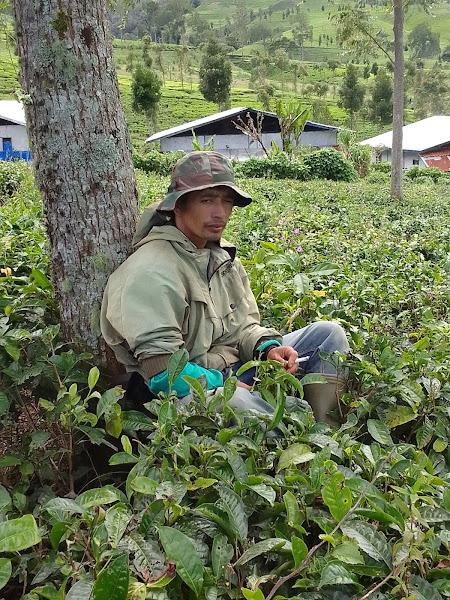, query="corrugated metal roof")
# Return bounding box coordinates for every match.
[0,100,26,126]
[146,107,338,143]
[360,116,450,152]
